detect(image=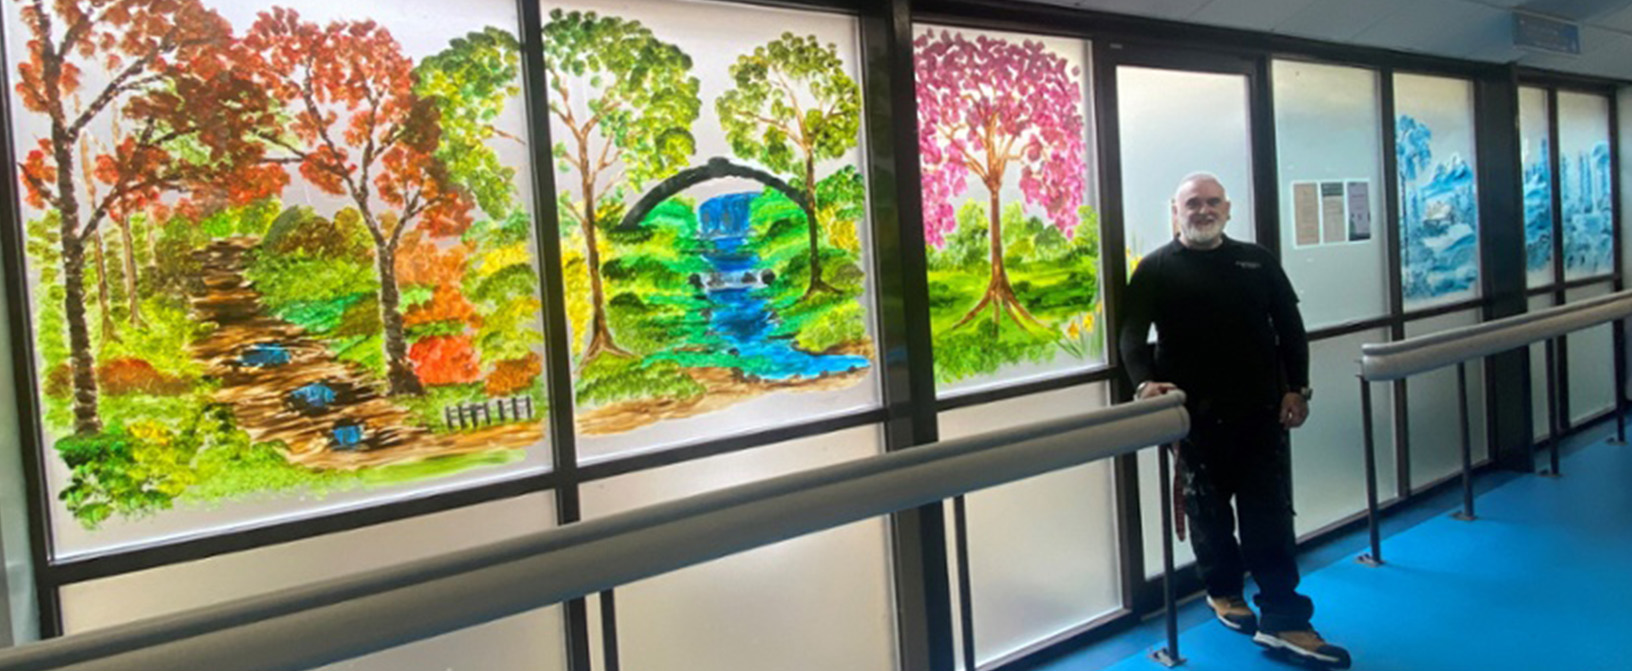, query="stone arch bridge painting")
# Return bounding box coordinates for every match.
[542,0,878,457]
[3,0,556,545]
